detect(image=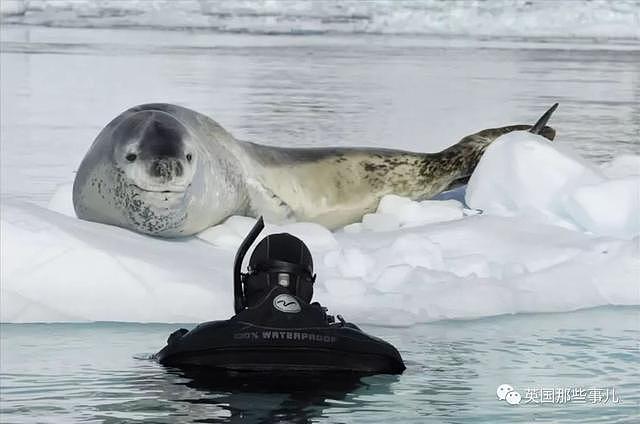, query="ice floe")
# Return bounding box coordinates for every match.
[1,131,638,324]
